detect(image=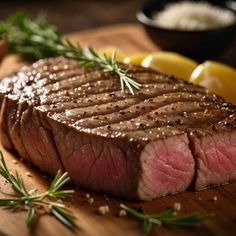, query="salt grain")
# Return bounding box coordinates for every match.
[88,197,94,204]
[118,209,127,217]
[28,188,38,195]
[98,205,110,215]
[26,172,32,177]
[153,1,236,31]
[174,202,181,211]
